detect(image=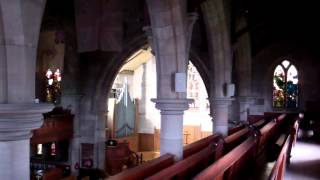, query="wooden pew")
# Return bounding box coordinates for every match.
[256,114,287,155]
[228,117,266,136]
[224,118,265,154]
[252,118,267,128]
[290,117,300,147]
[108,154,174,180]
[146,120,264,180]
[256,120,277,155]
[194,136,258,180]
[183,123,253,159]
[269,134,291,180]
[223,127,250,153]
[109,114,280,180]
[287,117,300,164]
[194,113,289,180]
[183,134,221,159]
[228,124,246,135]
[248,115,265,124]
[109,134,225,179]
[146,139,224,180]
